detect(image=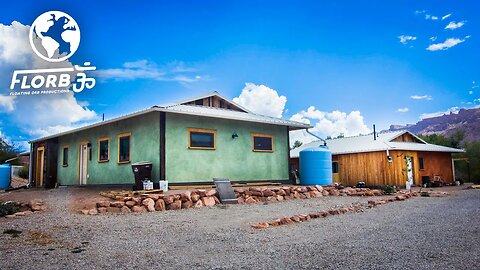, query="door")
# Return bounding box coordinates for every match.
[79,143,88,185]
[406,156,414,186]
[35,147,45,187]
